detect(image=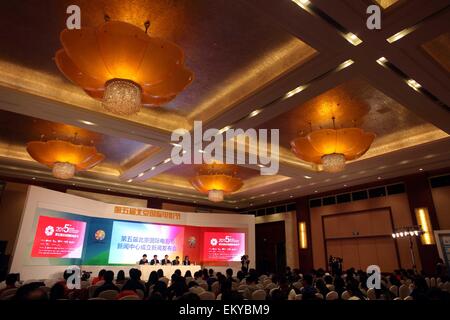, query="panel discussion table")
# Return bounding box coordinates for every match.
[139,264,202,280]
